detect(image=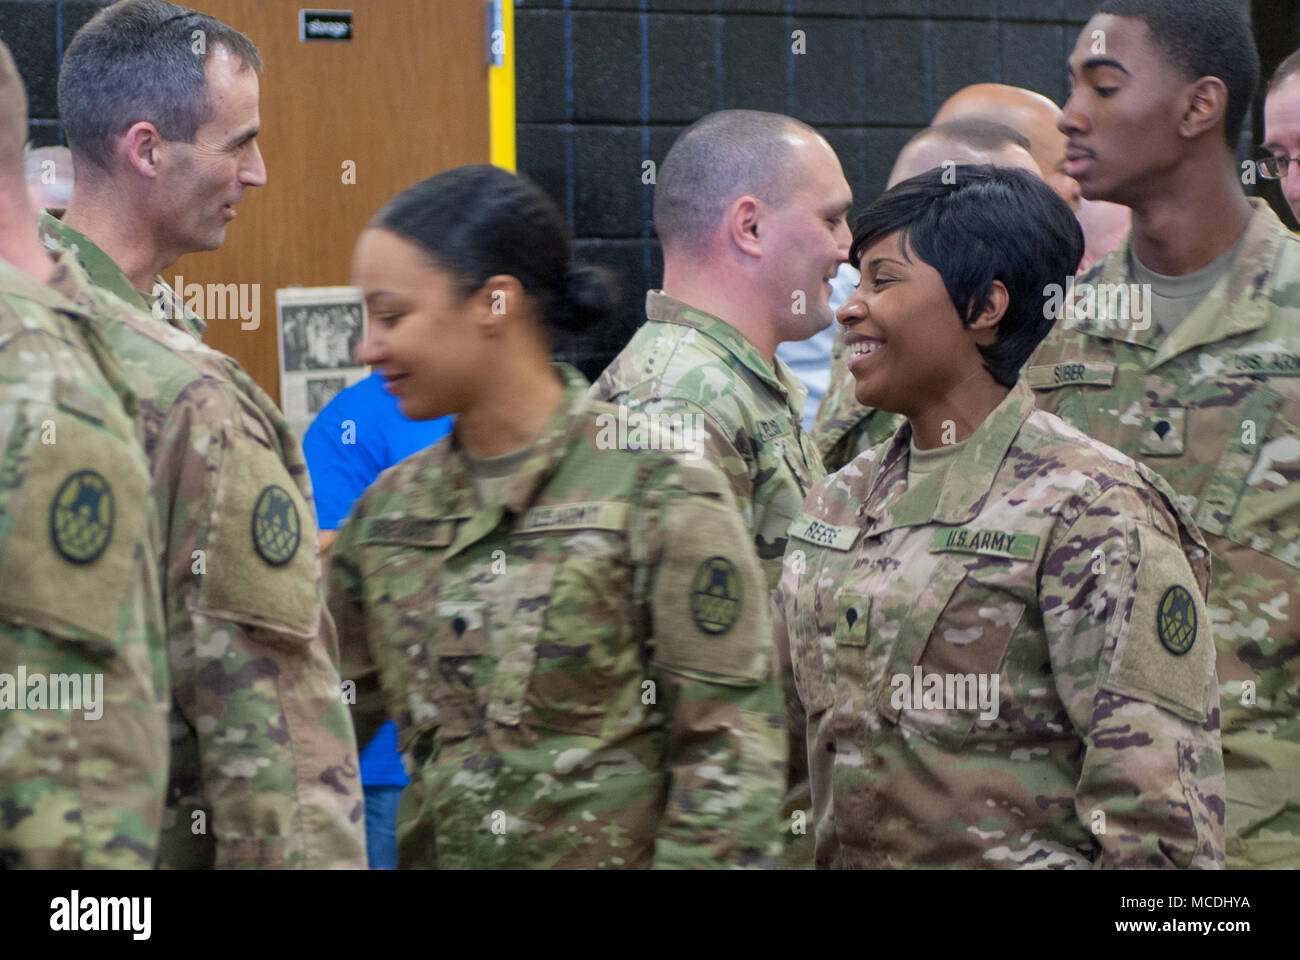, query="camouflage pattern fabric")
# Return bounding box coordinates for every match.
[38,211,205,341]
[775,380,1225,869]
[0,253,169,868]
[1026,199,1300,869]
[591,290,826,865]
[40,214,365,869]
[810,321,903,473]
[328,365,786,869]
